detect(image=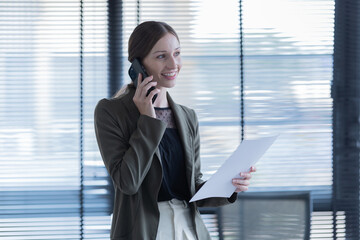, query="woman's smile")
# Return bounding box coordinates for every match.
[161,71,178,80]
